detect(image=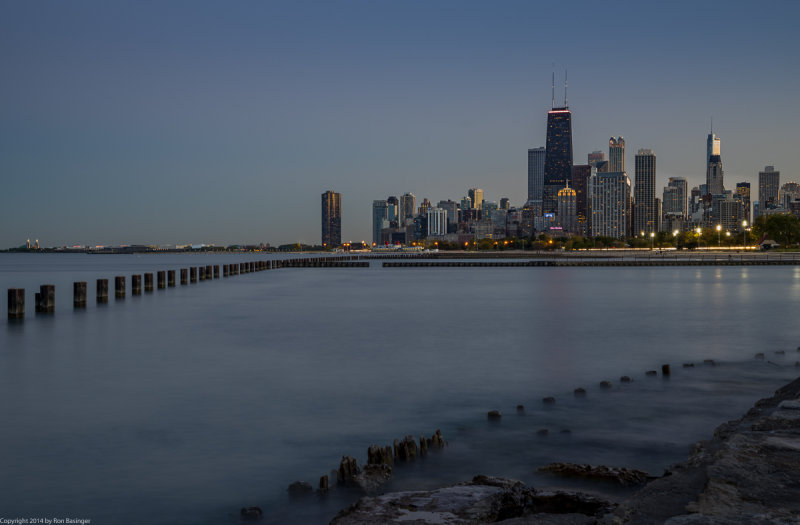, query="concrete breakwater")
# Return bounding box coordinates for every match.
[330,375,800,524]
